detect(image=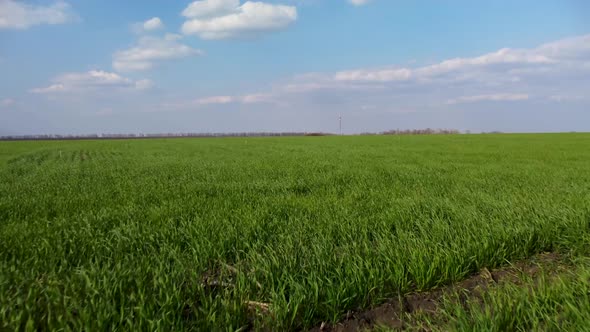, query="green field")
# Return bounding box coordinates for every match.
[1,134,589,331]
